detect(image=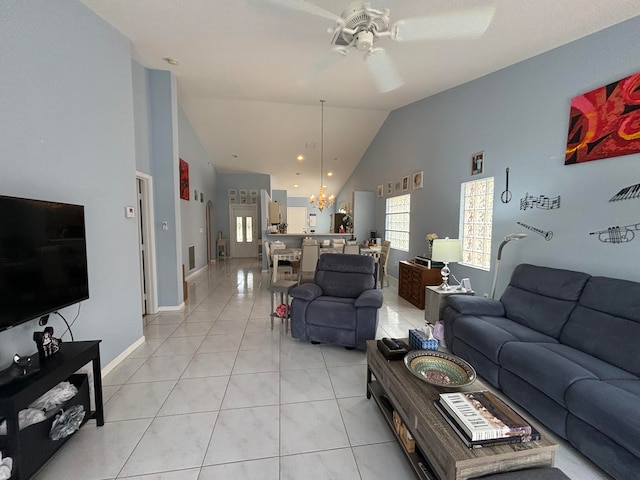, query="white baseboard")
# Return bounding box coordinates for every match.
[185,265,208,282]
[101,336,145,378]
[158,302,185,312]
